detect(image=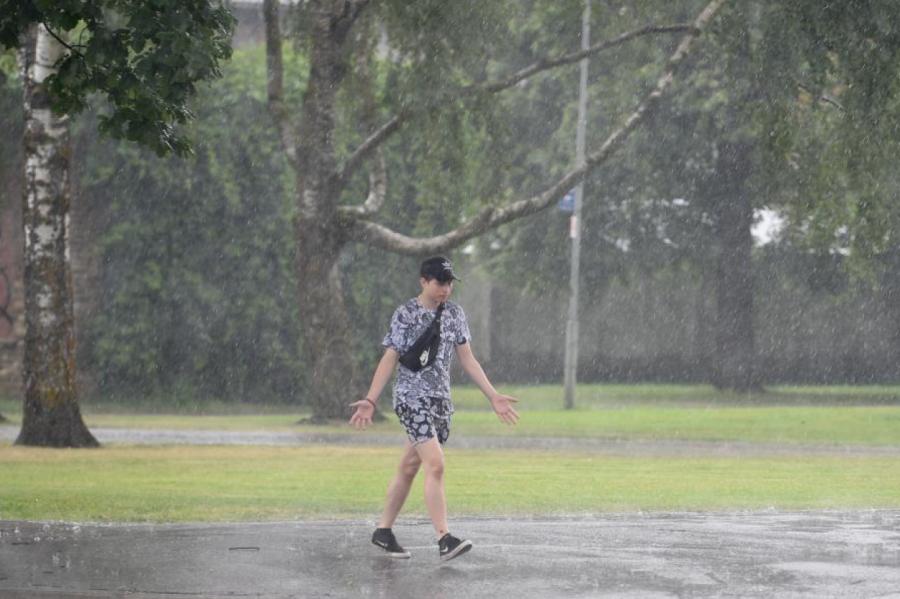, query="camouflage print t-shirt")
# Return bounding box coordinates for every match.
[382,298,471,410]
